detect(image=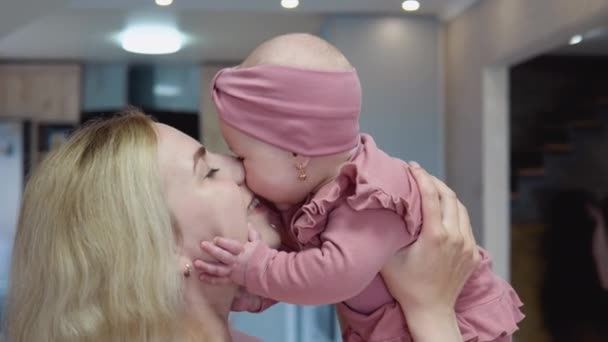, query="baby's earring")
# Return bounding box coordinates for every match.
[295,163,307,181]
[292,152,308,181]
